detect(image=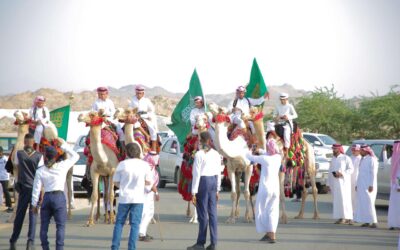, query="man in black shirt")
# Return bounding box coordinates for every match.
[10,133,44,250]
